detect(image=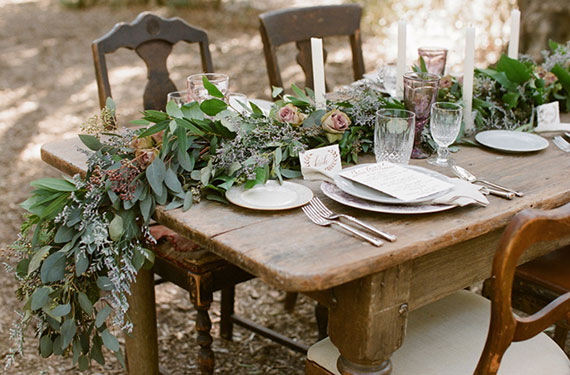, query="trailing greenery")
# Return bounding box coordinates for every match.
[3,43,570,371]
